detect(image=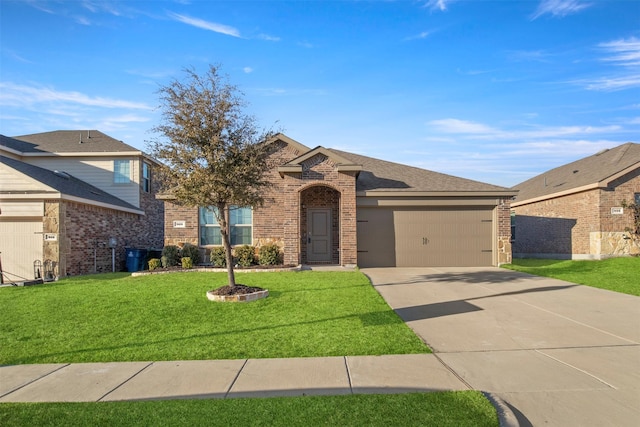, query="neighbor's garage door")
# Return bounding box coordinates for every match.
[0,219,43,281]
[357,207,494,267]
